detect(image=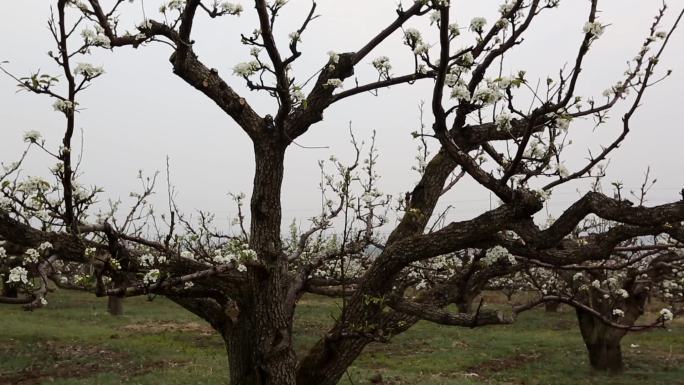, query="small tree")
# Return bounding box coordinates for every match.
[509,238,682,372]
[1,1,684,384]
